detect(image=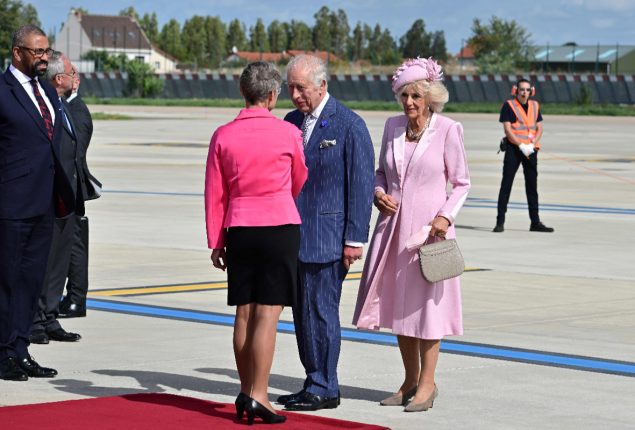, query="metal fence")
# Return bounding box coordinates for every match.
[79,72,635,104]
